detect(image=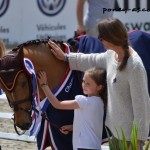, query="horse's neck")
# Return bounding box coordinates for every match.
[23,45,68,99]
